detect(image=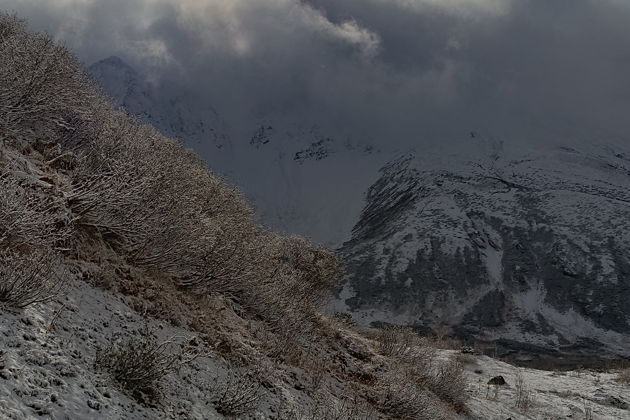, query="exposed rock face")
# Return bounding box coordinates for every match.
[339,143,630,359]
